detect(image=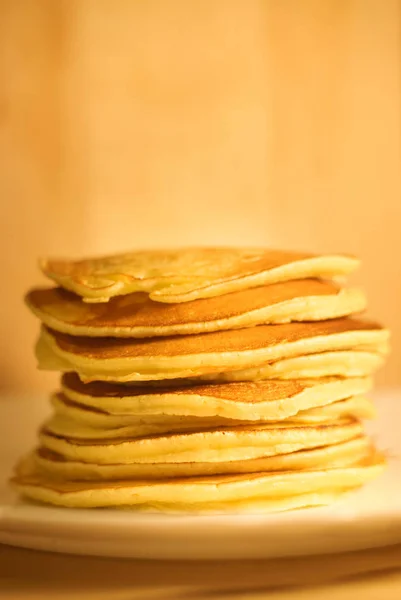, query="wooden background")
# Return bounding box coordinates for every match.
[0,0,400,394]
